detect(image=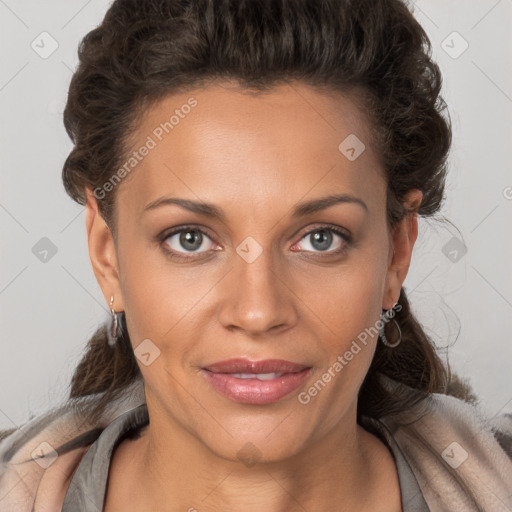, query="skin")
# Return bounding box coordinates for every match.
[85,80,422,512]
